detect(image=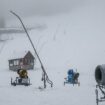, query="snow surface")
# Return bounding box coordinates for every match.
[0,0,105,105]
